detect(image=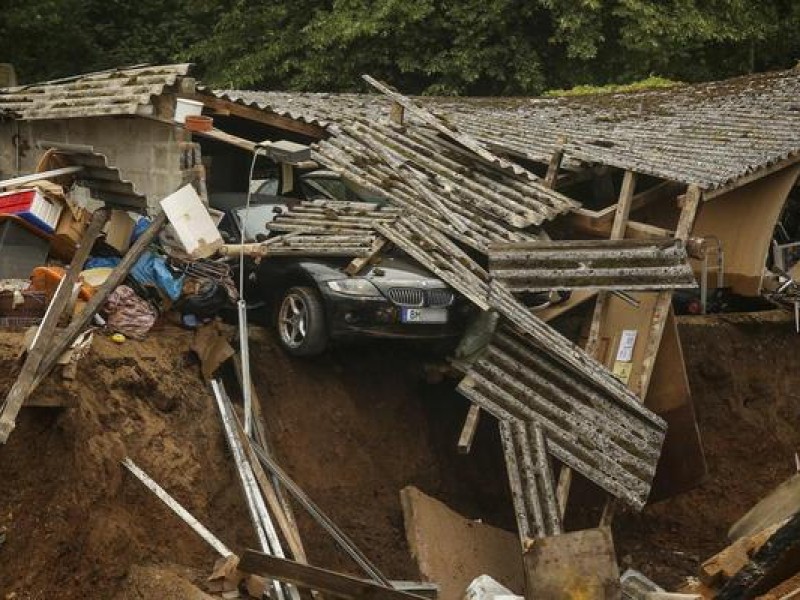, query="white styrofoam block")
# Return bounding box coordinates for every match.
[159,184,222,259]
[465,575,522,600]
